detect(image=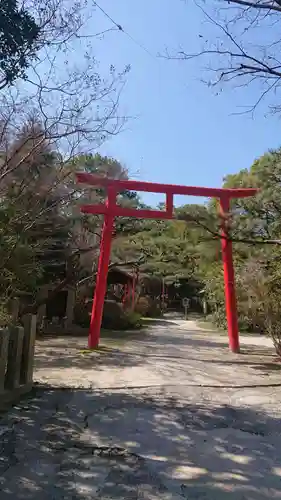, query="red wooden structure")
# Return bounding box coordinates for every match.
[77,173,257,352]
